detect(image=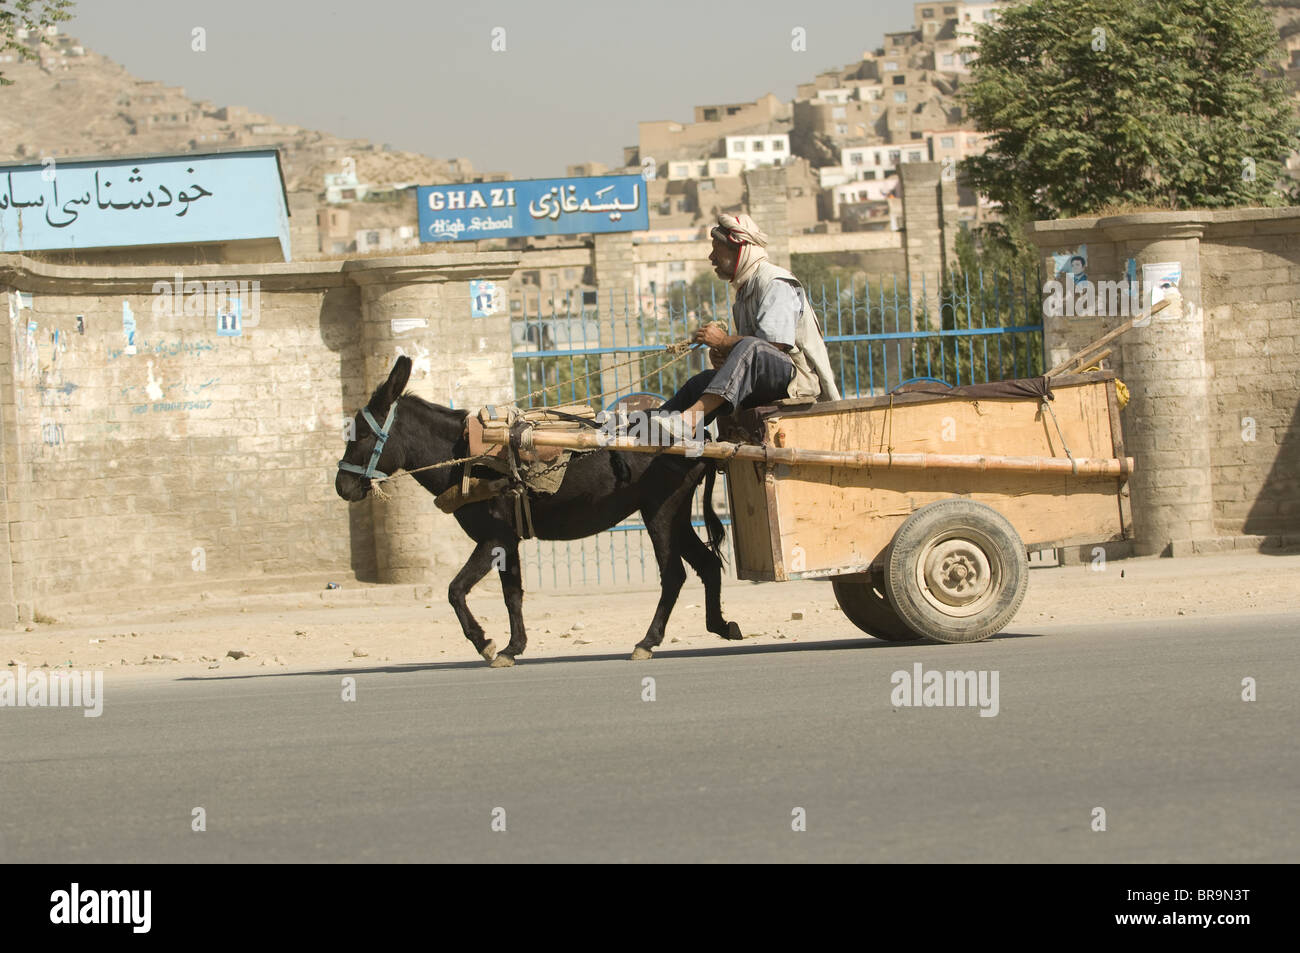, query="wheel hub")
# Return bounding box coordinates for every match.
[921,538,992,611]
